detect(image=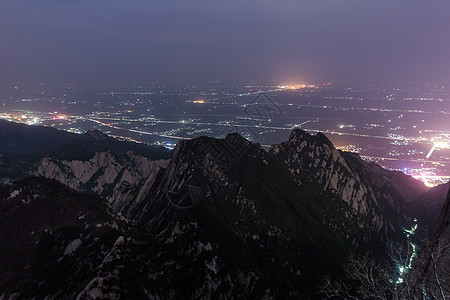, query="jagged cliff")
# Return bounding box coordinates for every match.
[31,151,169,209]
